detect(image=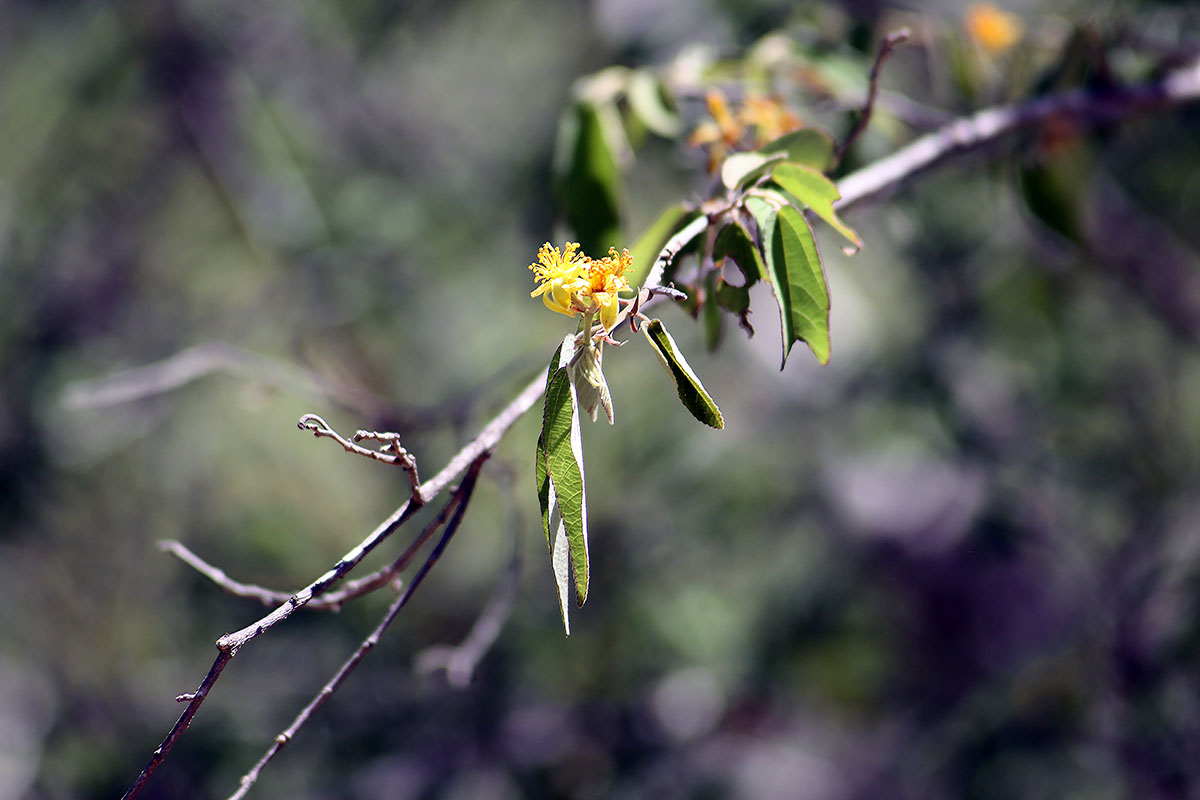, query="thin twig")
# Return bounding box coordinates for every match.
[160,489,459,612]
[834,28,912,168]
[226,453,489,800]
[297,414,422,500]
[120,649,234,800]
